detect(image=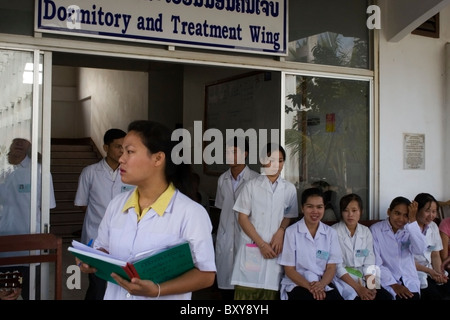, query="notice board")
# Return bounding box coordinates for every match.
[204,71,280,175]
